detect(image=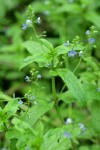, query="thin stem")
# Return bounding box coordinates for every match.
[52,76,56,101]
[51,60,64,124]
[60,46,88,94]
[32,24,45,53]
[55,105,64,124]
